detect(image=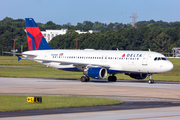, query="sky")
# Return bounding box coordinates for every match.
[0,0,180,25]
